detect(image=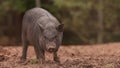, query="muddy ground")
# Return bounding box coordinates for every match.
[1,43,120,68]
